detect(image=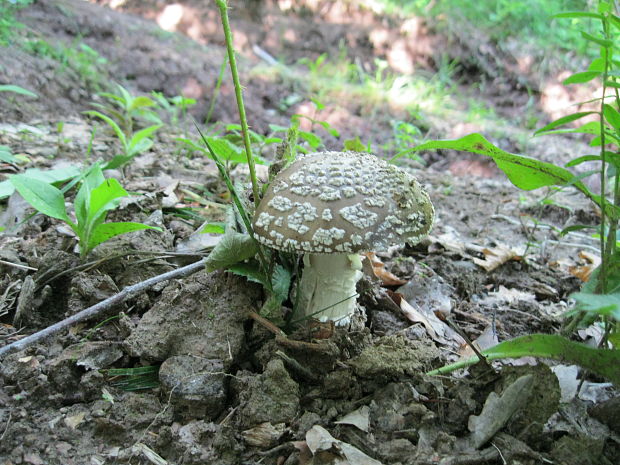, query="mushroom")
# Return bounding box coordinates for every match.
[252,151,434,326]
